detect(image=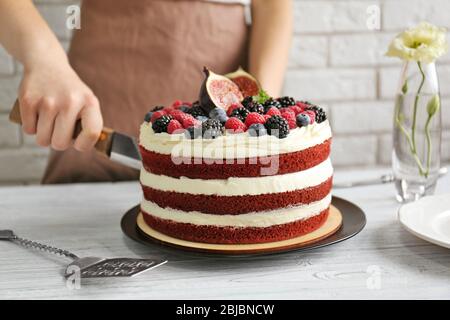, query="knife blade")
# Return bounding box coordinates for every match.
[9,100,141,170]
